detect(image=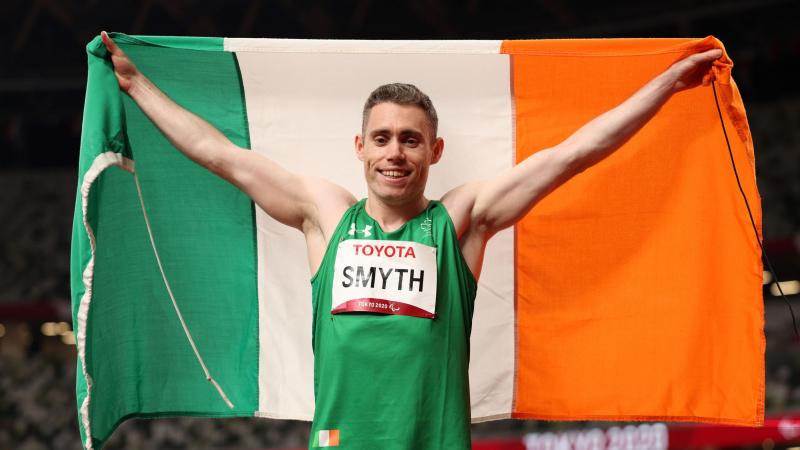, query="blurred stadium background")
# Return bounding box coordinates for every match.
[1,0,799,449]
